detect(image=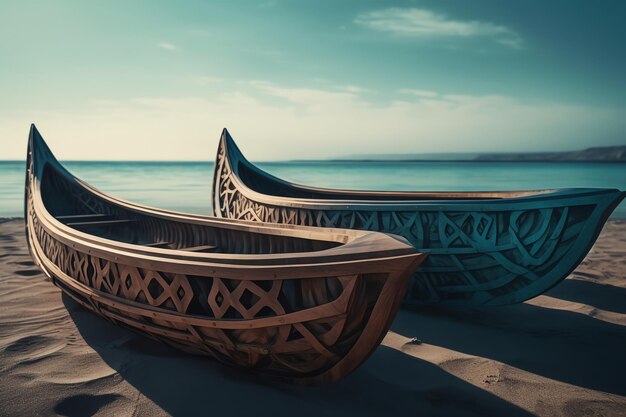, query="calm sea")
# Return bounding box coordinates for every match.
[2,160,625,219]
